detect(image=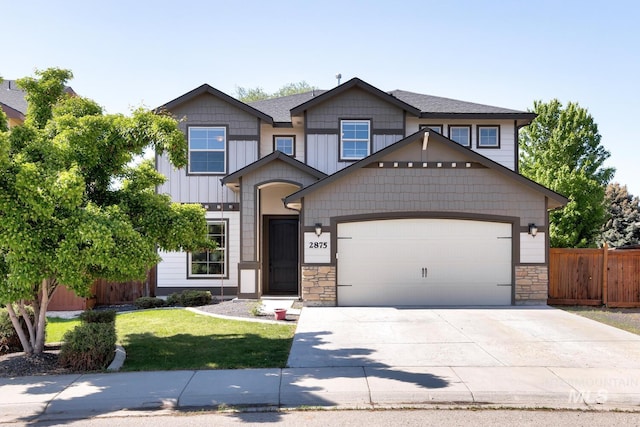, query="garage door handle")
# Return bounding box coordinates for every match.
[496,284,513,287]
[422,267,428,278]
[337,284,352,287]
